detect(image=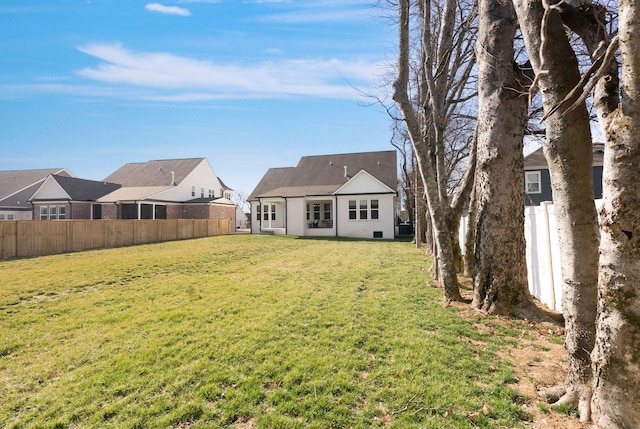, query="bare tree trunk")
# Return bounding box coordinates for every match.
[591,0,640,425]
[394,0,463,302]
[472,0,539,318]
[512,0,600,417]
